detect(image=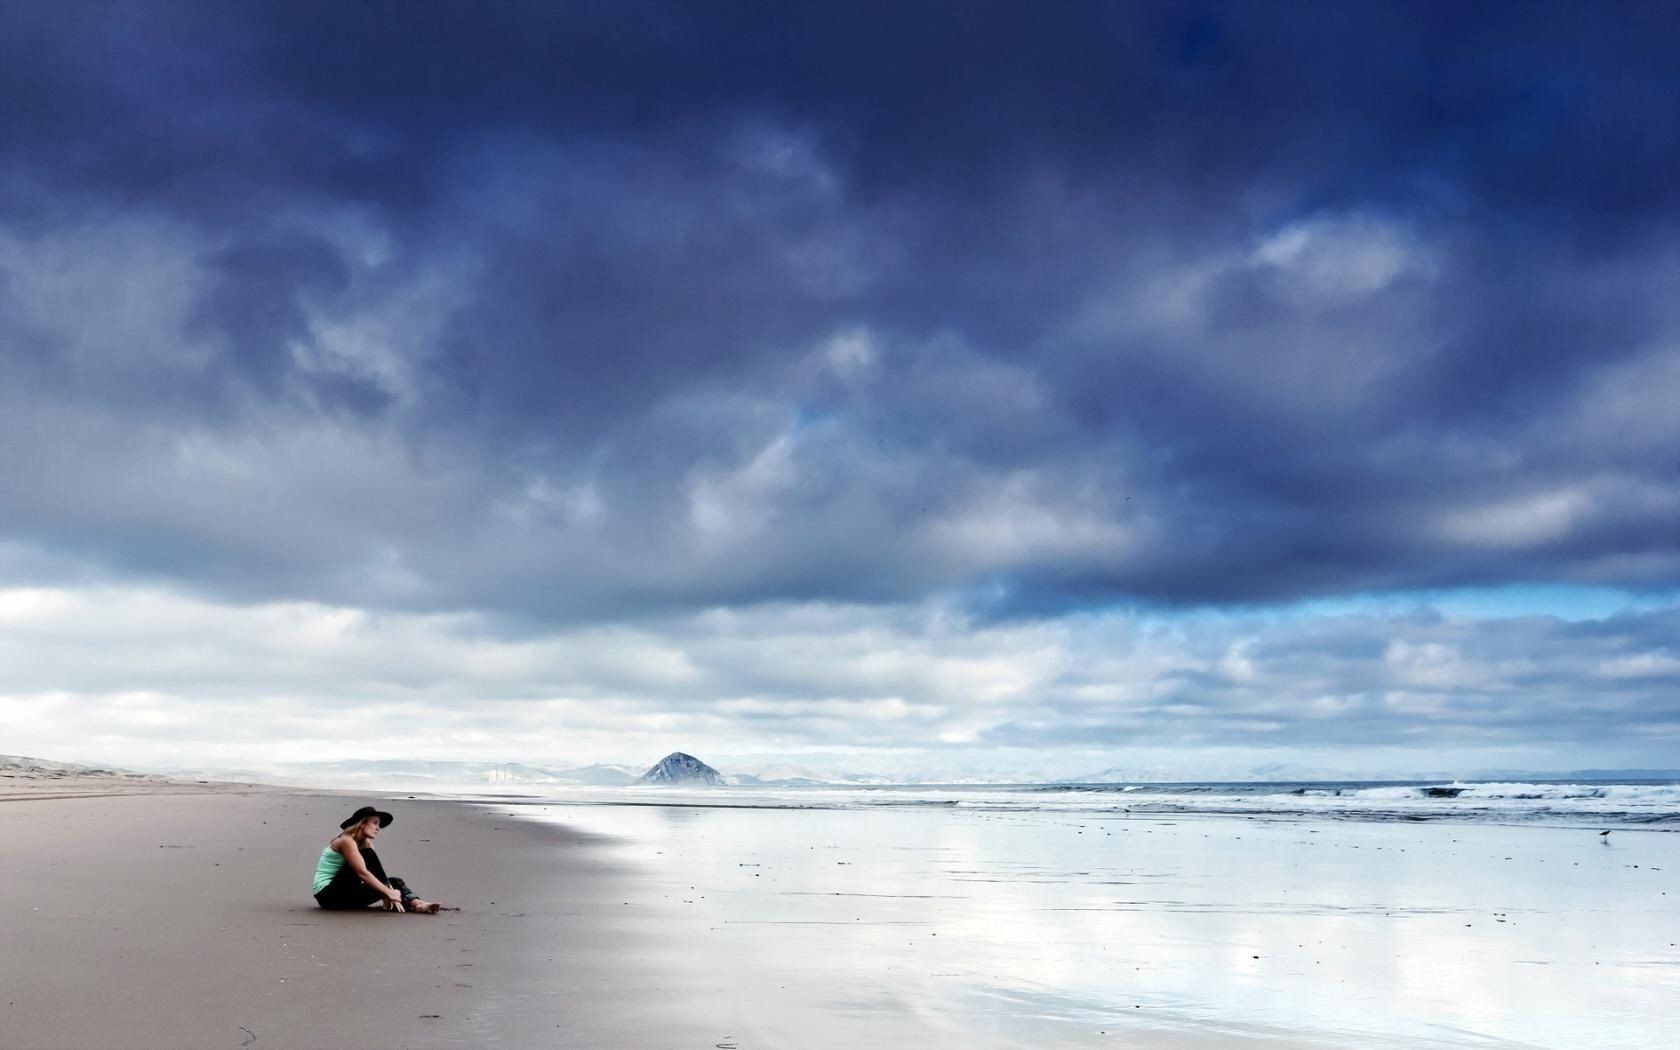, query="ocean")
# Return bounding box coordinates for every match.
[479,777,1680,826]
